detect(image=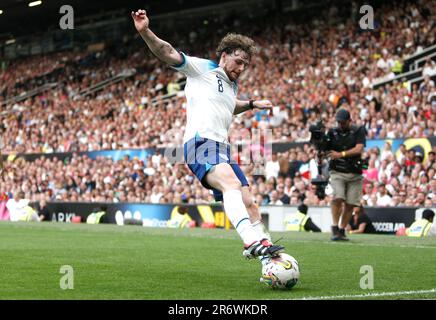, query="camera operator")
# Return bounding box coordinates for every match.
[326,109,366,241]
